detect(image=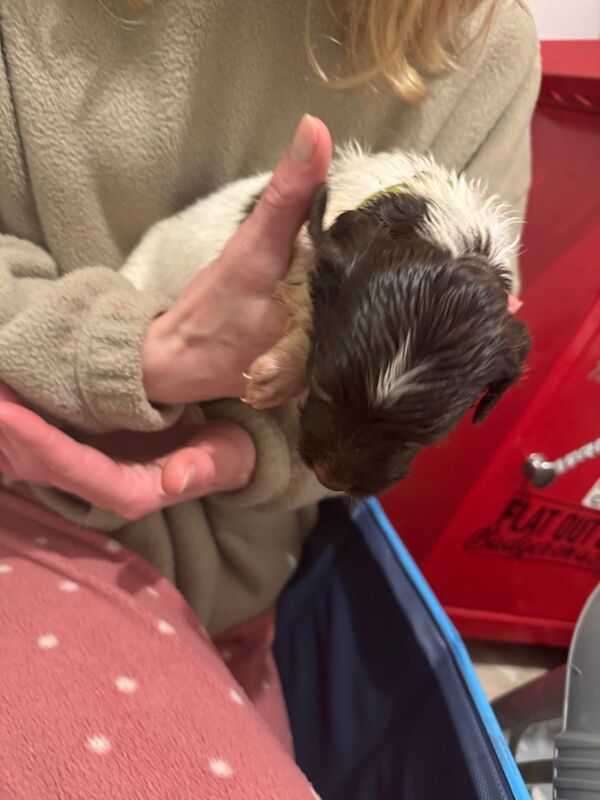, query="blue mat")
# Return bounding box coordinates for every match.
[274,499,529,800]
